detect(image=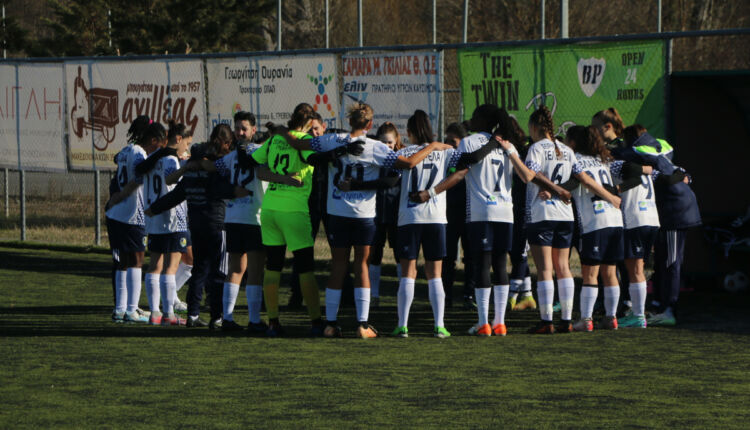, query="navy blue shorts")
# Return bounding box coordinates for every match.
[397,223,446,261]
[225,223,263,254]
[526,221,574,249]
[579,227,624,265]
[148,231,189,254]
[106,217,146,253]
[327,215,377,248]
[624,226,658,260]
[467,221,513,255]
